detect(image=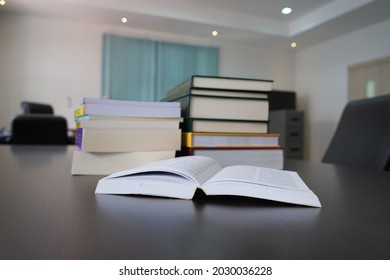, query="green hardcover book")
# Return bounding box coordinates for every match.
[163,87,270,102]
[164,75,273,99]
